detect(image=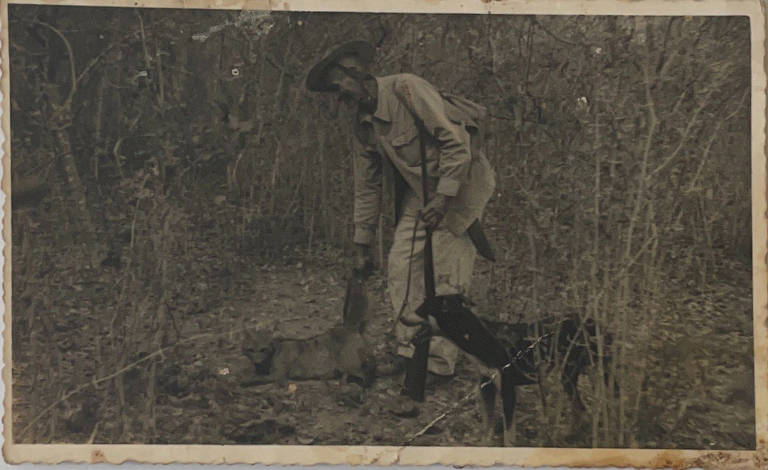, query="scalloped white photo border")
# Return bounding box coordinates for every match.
[0,1,764,467]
